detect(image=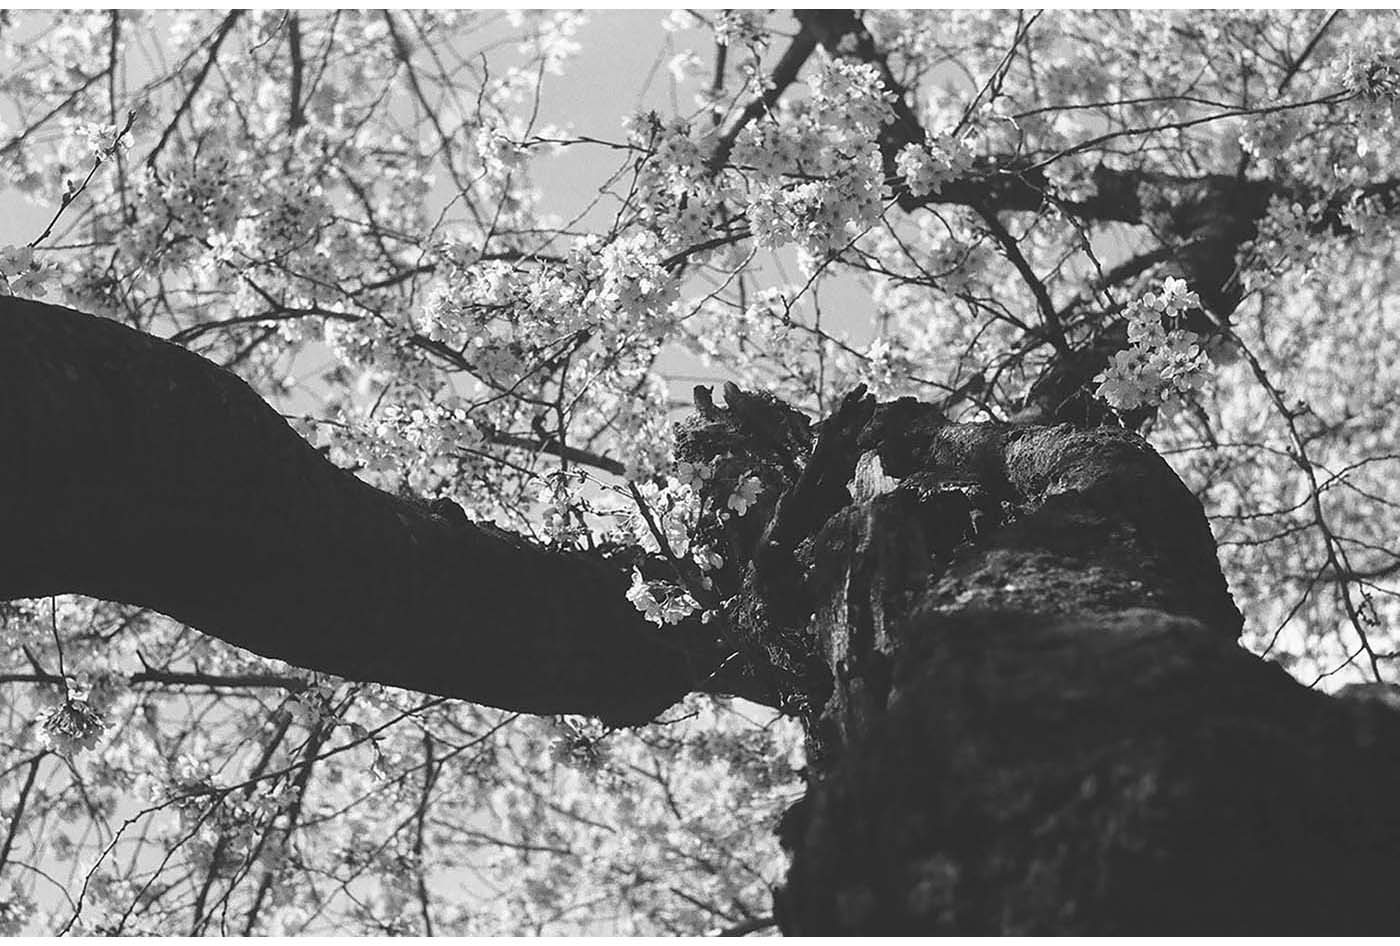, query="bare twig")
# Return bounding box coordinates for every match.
[1277,10,1341,95]
[144,11,243,169]
[0,755,44,875]
[28,109,136,249]
[1228,329,1383,680]
[0,67,110,159]
[954,10,1041,135]
[975,206,1070,354]
[413,733,437,935]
